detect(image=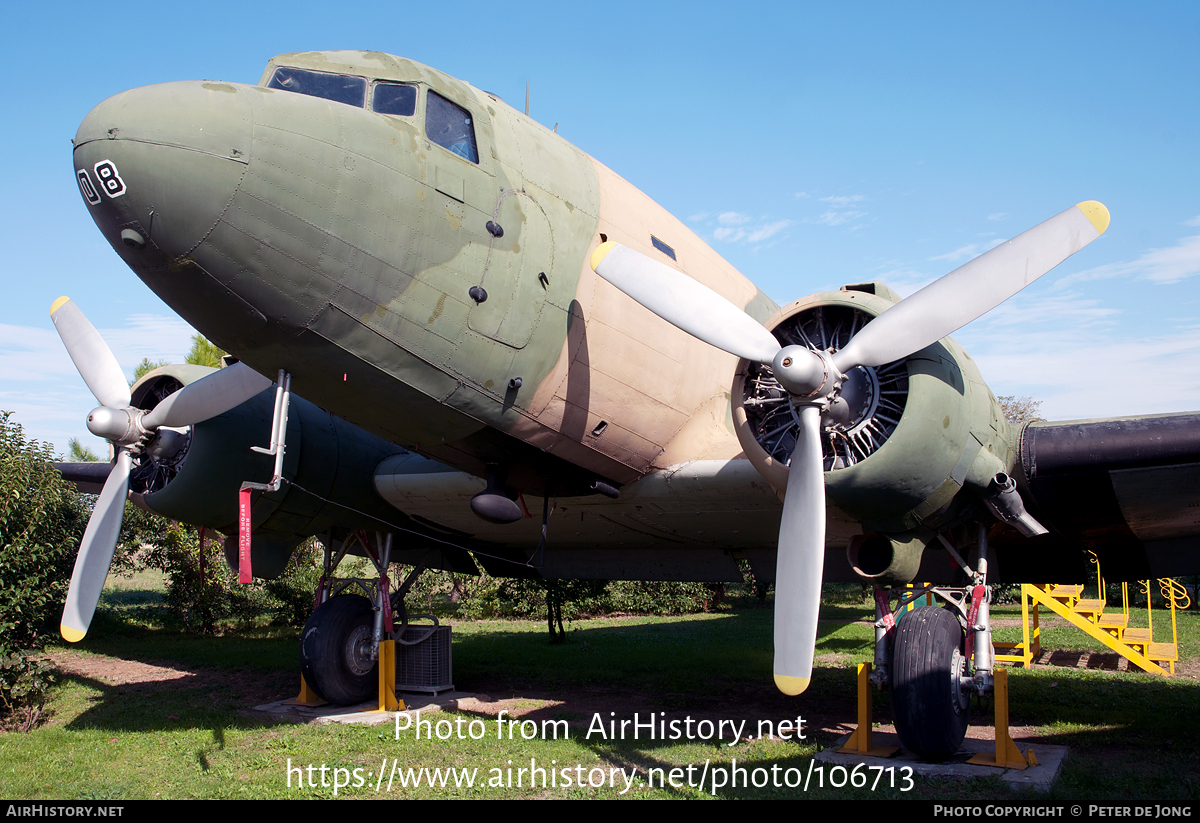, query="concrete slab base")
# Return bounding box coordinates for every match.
[253,691,477,726]
[816,731,1067,792]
